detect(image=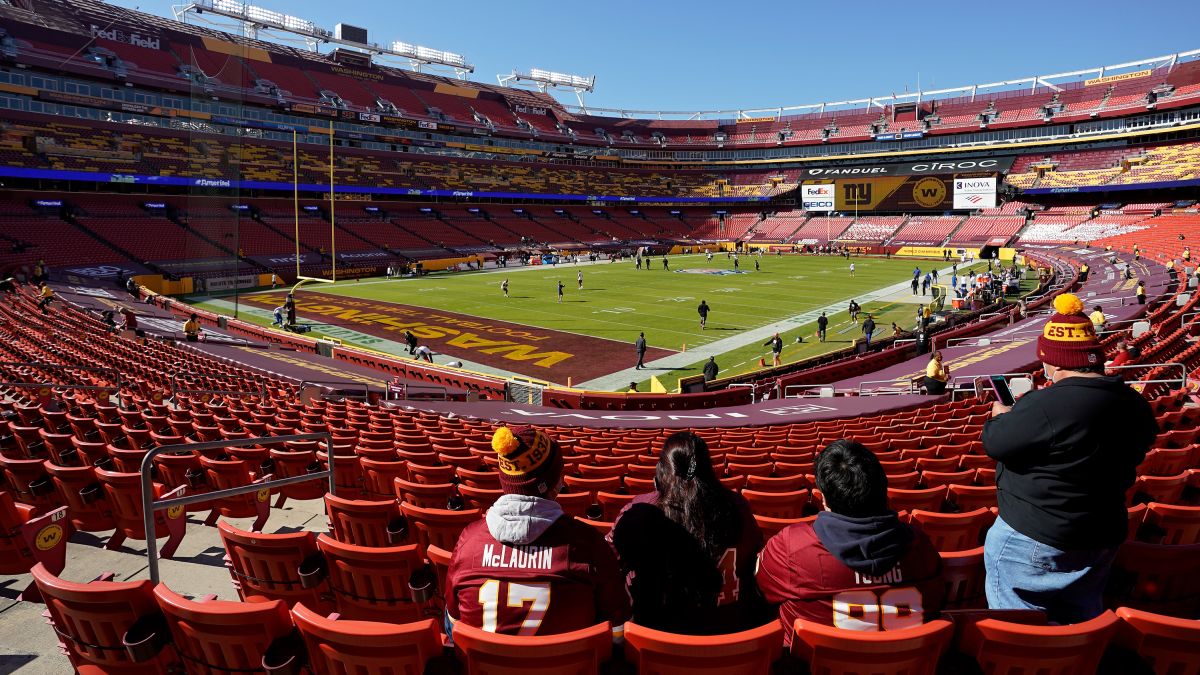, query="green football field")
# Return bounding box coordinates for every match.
[191,253,992,390]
